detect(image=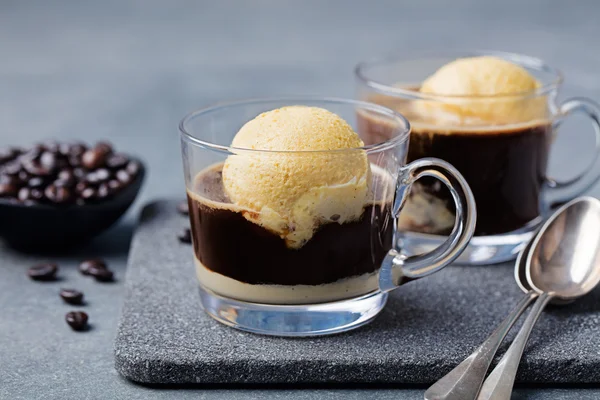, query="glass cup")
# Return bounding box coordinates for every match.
[356,50,600,265]
[179,97,476,336]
